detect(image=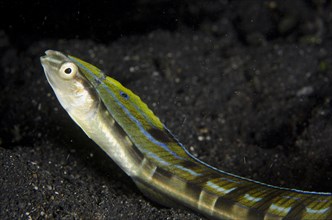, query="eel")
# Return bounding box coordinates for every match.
[40,50,332,219]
